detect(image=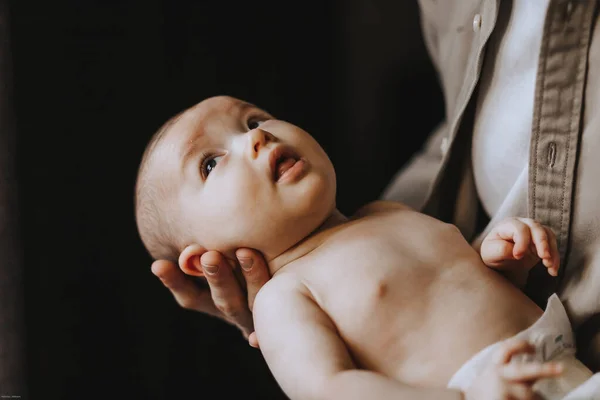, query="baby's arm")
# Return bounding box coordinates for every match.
[253,277,464,400]
[480,217,560,288]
